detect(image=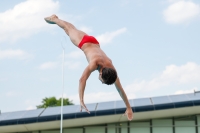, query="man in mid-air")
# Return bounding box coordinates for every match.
[45,15,133,121]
